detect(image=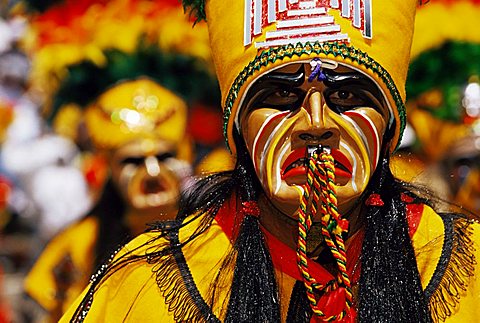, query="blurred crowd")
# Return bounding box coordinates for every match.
[0,1,232,321]
[0,0,478,322]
